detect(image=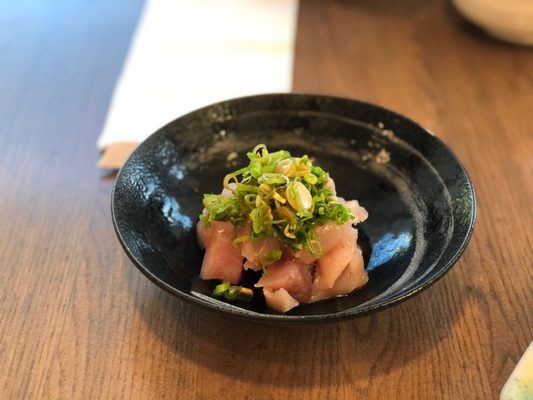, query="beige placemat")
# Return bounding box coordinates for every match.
[97,0,298,168]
